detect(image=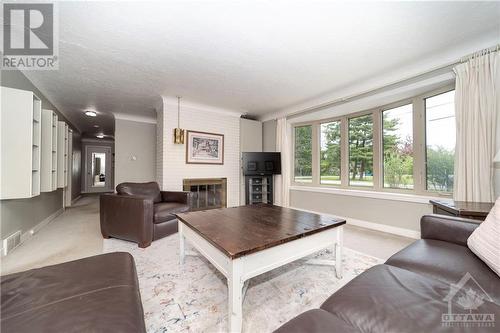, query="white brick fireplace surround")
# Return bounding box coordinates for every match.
[156,97,242,207]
